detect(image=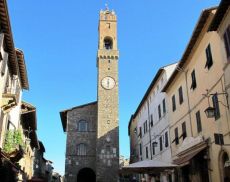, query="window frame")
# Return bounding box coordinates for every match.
[77,143,87,156]
[196,111,202,133]
[191,70,197,90]
[178,86,184,104]
[172,95,176,112]
[174,127,179,145]
[205,44,213,69]
[146,146,149,159]
[165,131,169,148]
[162,99,166,114]
[158,104,162,119]
[159,136,163,151]
[78,120,89,132]
[182,122,187,140]
[212,93,220,120]
[223,25,230,61]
